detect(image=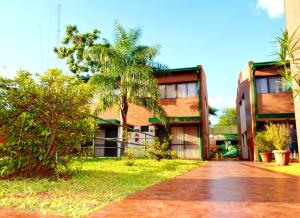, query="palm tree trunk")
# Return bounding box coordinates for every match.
[120,97,128,156]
